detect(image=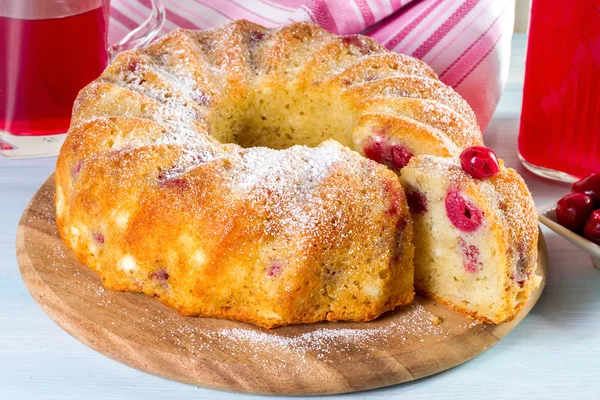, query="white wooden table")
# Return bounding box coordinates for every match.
[1,34,599,399]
